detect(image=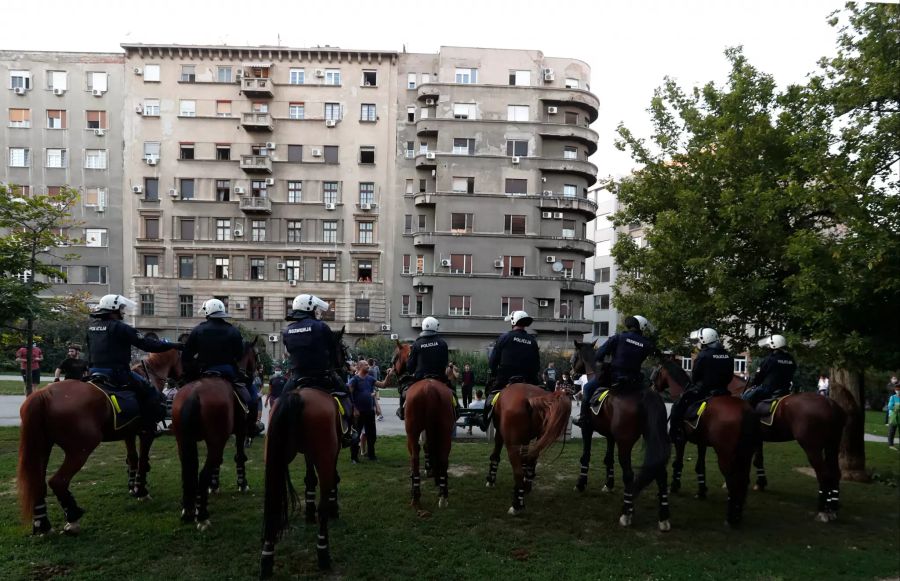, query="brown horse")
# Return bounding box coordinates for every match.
[651,360,758,526]
[17,350,181,535]
[260,328,349,579]
[483,380,572,516]
[171,339,259,529]
[570,341,672,529]
[391,342,455,512]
